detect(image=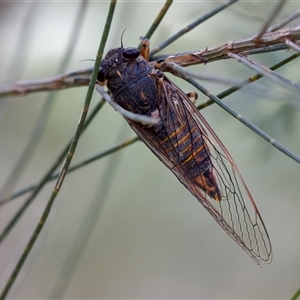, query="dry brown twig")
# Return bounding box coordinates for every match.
[0,22,299,98]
